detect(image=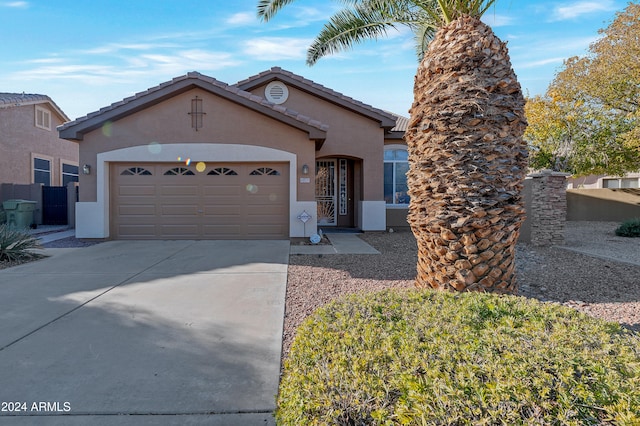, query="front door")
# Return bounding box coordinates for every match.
[316,159,355,227]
